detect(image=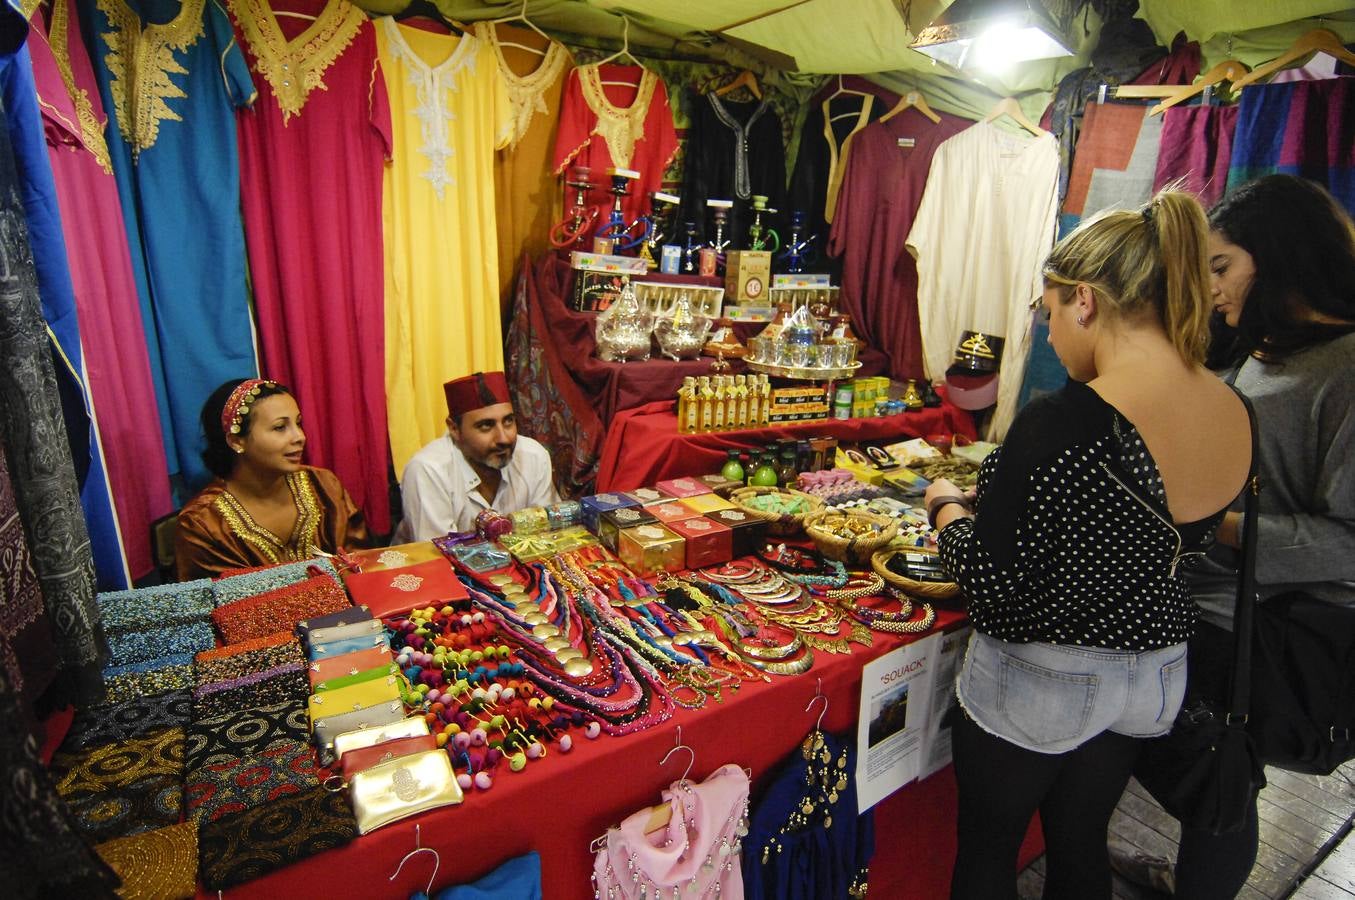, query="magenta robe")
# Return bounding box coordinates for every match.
[230,0,393,533]
[29,0,172,581]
